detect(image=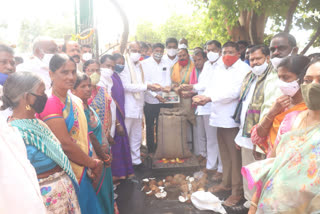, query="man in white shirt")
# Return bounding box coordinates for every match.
[183,40,224,180]
[233,45,272,204]
[119,42,160,168]
[16,37,58,93]
[162,38,178,69]
[141,43,171,153]
[0,44,16,120]
[193,41,250,207]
